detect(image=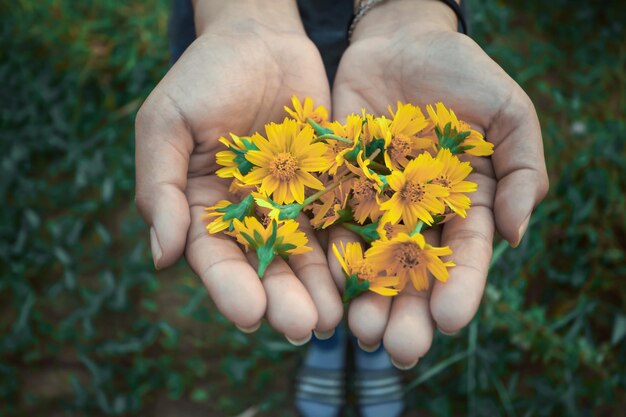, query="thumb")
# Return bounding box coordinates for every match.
[489,93,549,246]
[135,95,193,269]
